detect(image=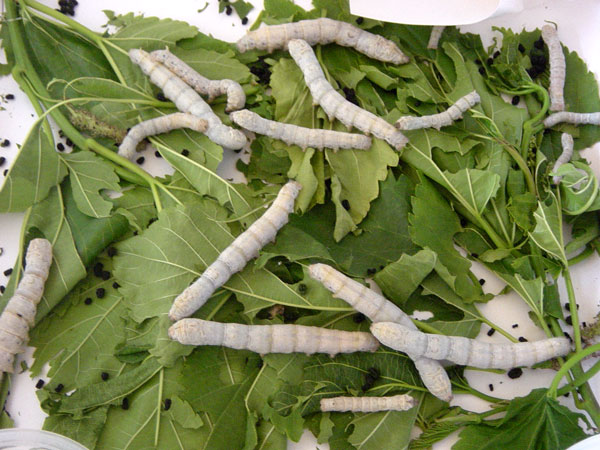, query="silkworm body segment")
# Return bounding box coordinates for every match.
[308,263,453,402]
[0,239,52,373]
[371,322,572,369]
[320,394,414,412]
[169,181,302,321]
[427,26,446,50]
[118,113,208,160]
[541,25,566,112]
[168,319,379,356]
[150,49,246,112]
[129,49,246,149]
[395,91,481,130]
[230,109,372,150]
[236,18,409,64]
[543,112,600,128]
[552,133,574,184]
[288,39,408,151]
